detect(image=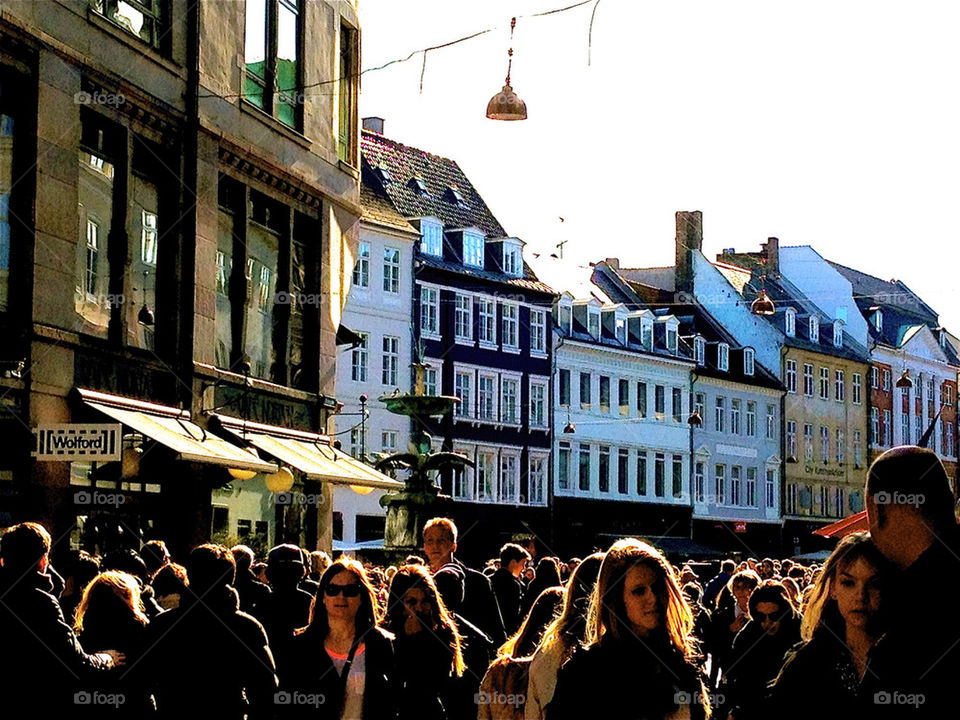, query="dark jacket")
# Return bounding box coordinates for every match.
[255,586,314,670]
[143,585,277,719]
[77,615,155,717]
[277,624,396,719]
[234,568,272,615]
[491,569,524,637]
[394,627,457,720]
[769,634,866,720]
[545,634,708,720]
[0,568,112,714]
[443,612,495,720]
[703,571,731,610]
[454,558,506,647]
[720,616,800,720]
[862,526,960,719]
